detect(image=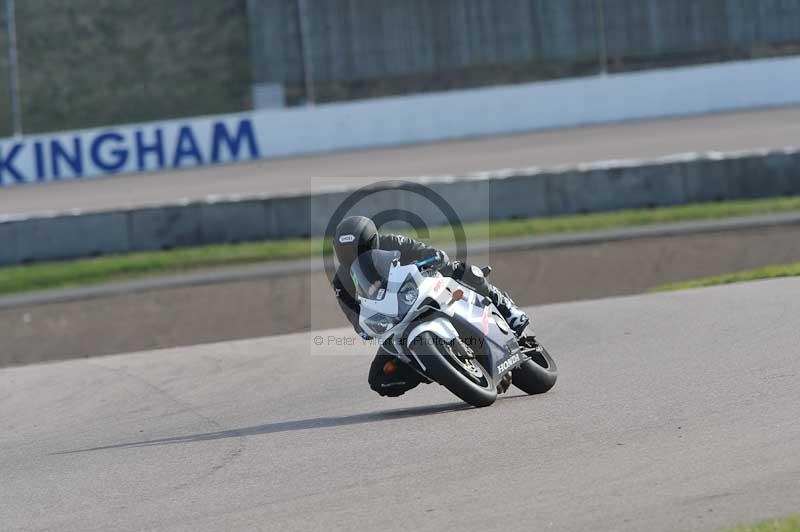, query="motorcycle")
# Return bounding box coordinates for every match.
[352,249,557,407]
